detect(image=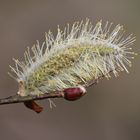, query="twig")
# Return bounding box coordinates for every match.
[0,91,63,105]
[0,74,106,106]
